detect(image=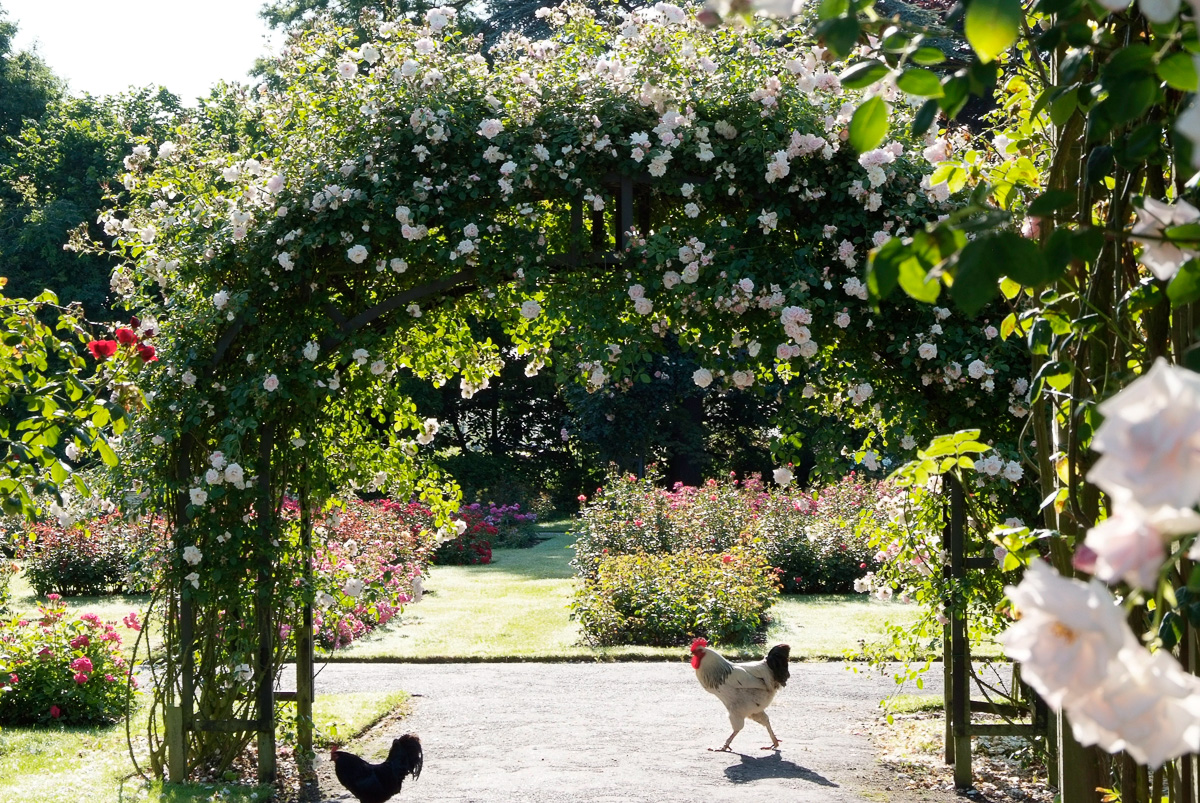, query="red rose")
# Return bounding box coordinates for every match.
[50,705,61,719]
[136,343,157,362]
[114,327,137,345]
[87,340,119,360]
